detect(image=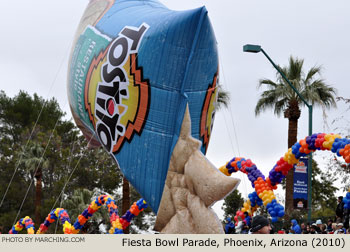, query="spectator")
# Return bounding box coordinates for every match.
[313,220,322,233]
[235,216,244,234]
[310,223,318,234]
[241,224,250,234]
[334,222,346,234]
[329,223,337,234]
[337,229,345,234]
[336,196,344,221]
[291,219,302,234]
[250,215,272,234]
[320,224,327,234]
[224,217,235,234]
[326,219,333,232]
[269,219,275,234]
[344,207,350,229]
[244,212,251,227]
[305,224,311,233]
